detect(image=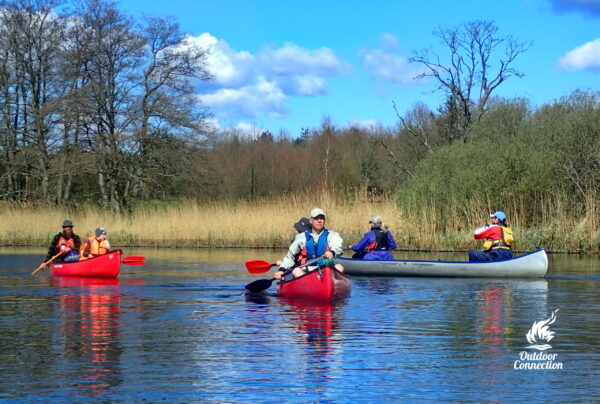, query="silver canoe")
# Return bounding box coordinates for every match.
[337,249,548,278]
